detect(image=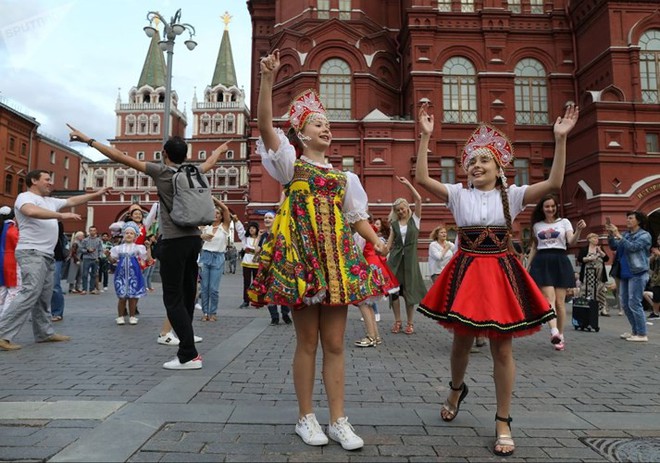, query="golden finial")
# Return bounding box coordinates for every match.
[221,11,232,31]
